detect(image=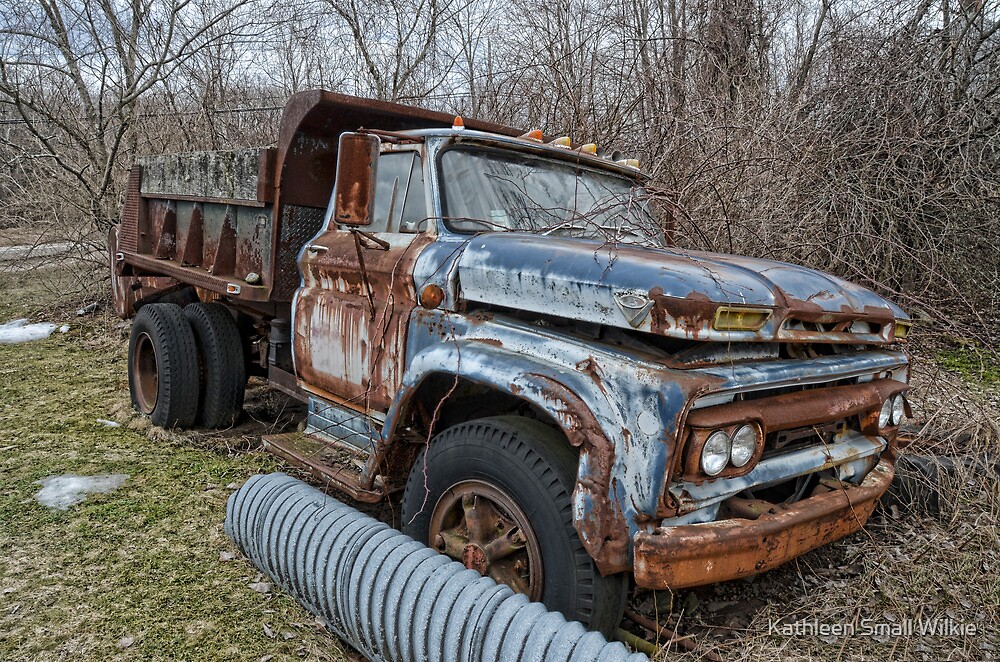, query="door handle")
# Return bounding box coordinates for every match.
[306,244,328,254]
